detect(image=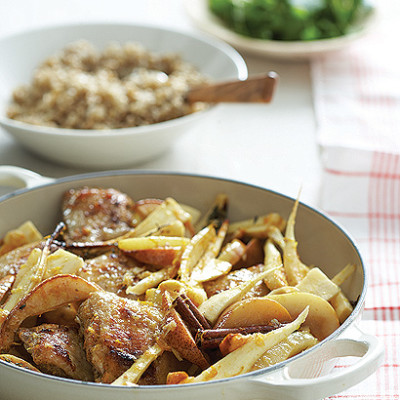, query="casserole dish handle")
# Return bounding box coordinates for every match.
[249,326,384,400]
[0,166,53,192]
